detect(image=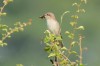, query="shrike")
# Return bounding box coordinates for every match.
[40,12,63,47]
